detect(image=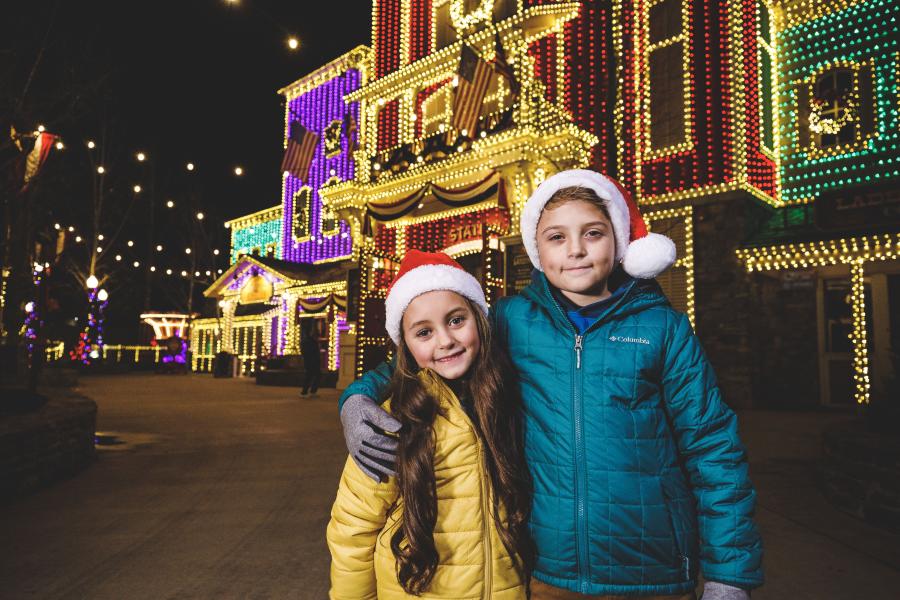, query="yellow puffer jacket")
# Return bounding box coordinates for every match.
[327,369,526,599]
